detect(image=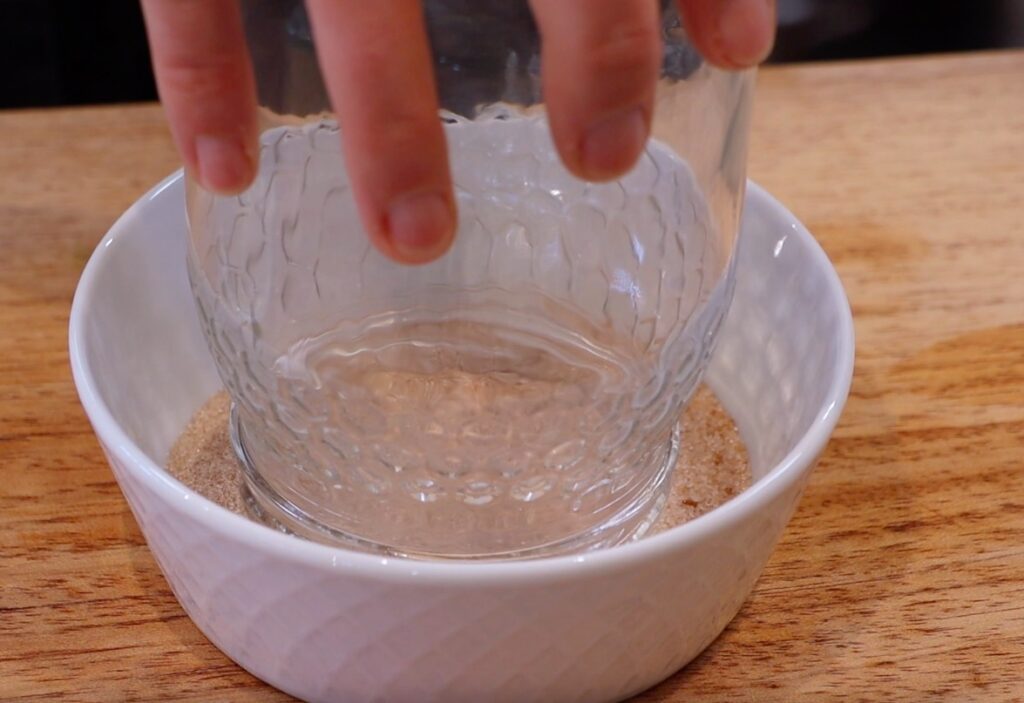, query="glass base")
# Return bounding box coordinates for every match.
[230,404,678,561]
